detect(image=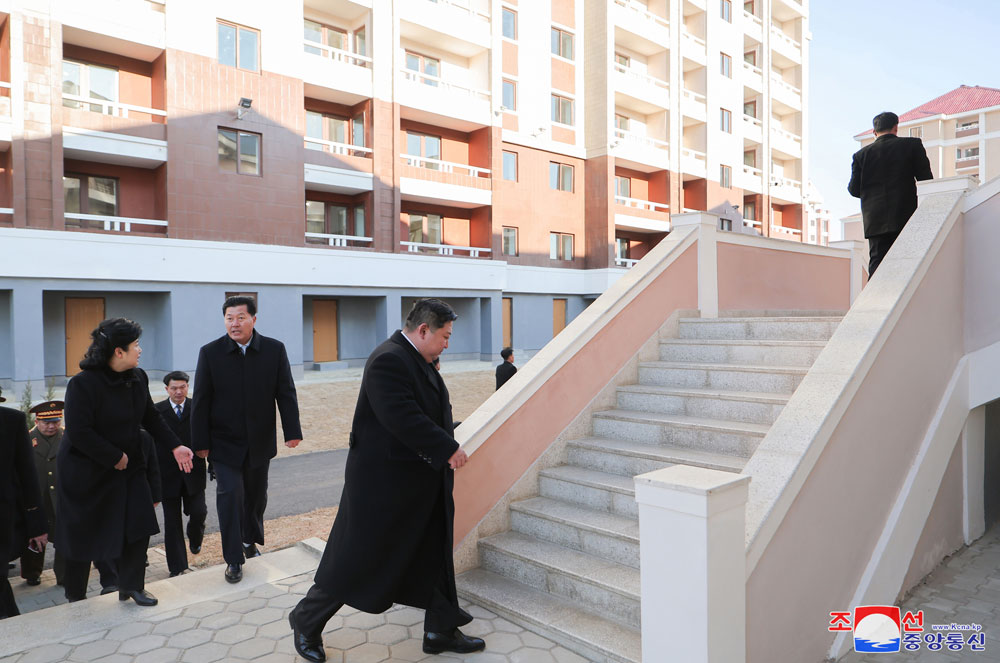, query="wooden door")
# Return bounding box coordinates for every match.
[313,300,339,362]
[552,298,567,337]
[502,297,513,348]
[65,297,105,376]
